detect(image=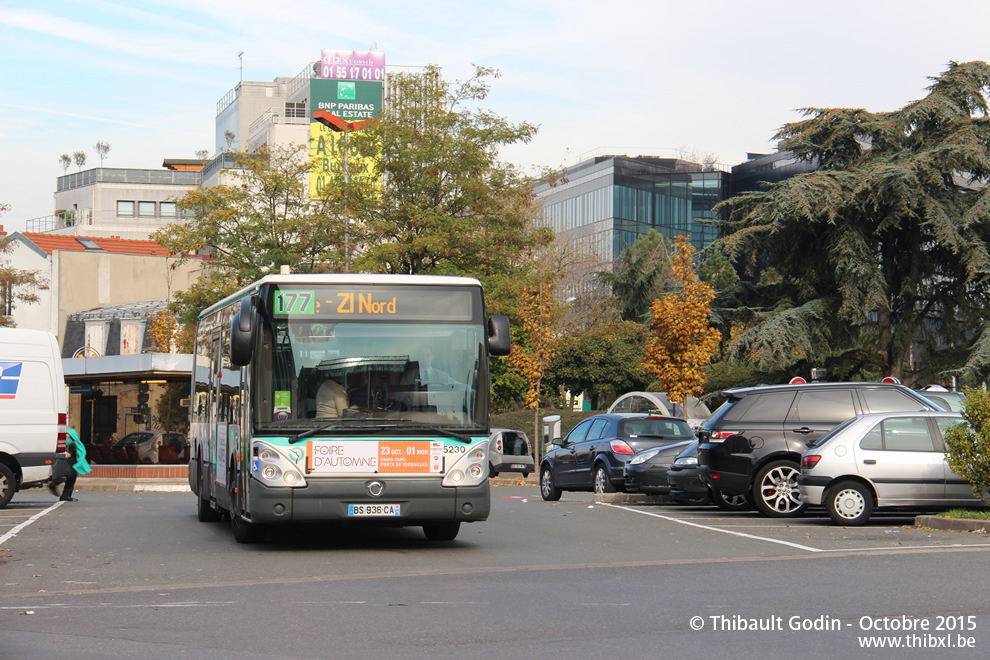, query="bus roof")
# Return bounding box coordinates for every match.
[198,273,484,320]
